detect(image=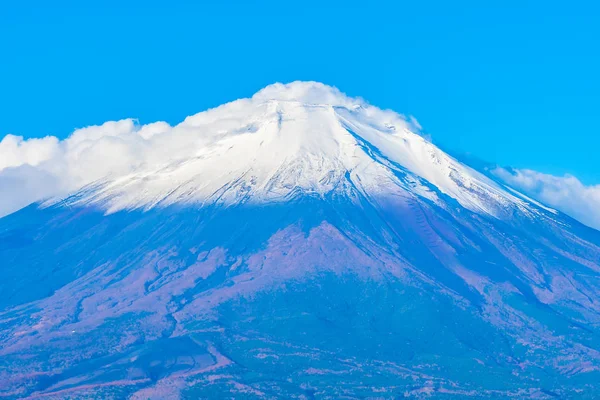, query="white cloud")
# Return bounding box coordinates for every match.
[494,167,600,230]
[0,134,60,170]
[0,165,61,216]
